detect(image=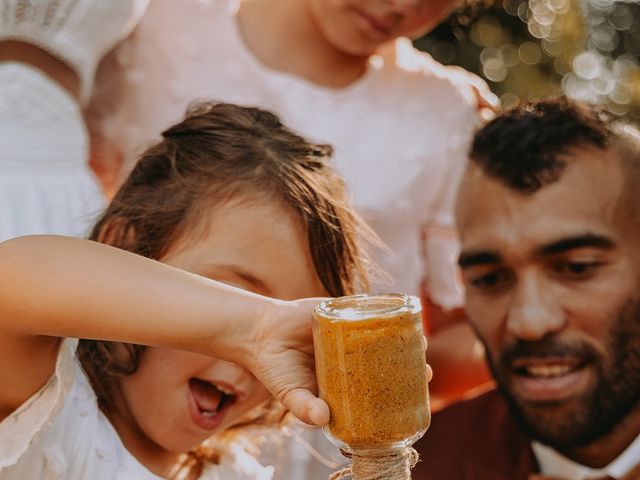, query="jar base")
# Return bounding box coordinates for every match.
[330,447,419,480]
